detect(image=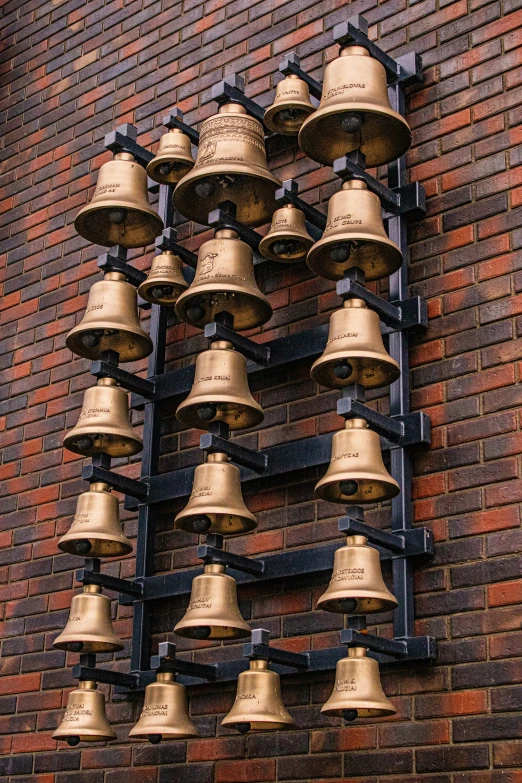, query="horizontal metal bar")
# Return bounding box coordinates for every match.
[333,16,402,81]
[76,568,144,598]
[245,629,310,668]
[333,154,401,211]
[163,107,200,145]
[197,544,265,576]
[204,322,270,364]
[104,124,154,168]
[90,361,156,397]
[82,464,149,499]
[158,227,198,269]
[275,180,327,232]
[341,629,407,656]
[207,208,262,252]
[199,432,268,473]
[279,53,322,100]
[382,183,426,221]
[72,665,140,689]
[336,279,402,325]
[337,399,431,447]
[150,643,217,680]
[338,517,433,557]
[97,252,147,287]
[211,75,266,124]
